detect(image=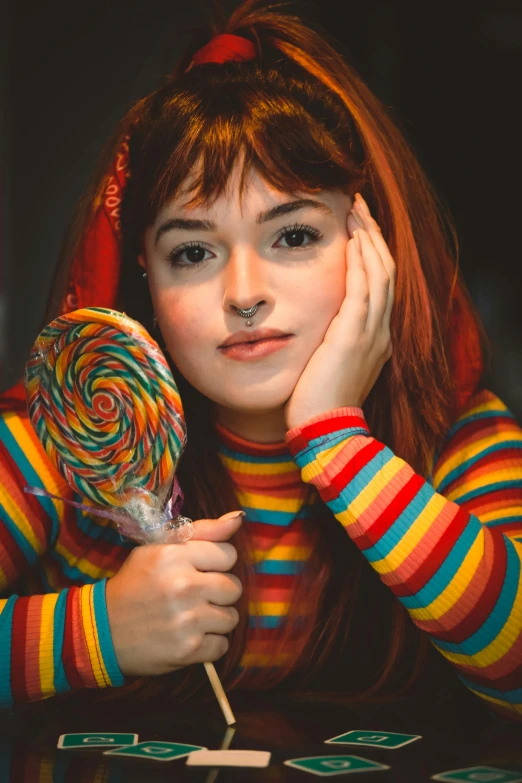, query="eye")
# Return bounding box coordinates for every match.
[274,223,323,250]
[166,223,324,271]
[167,241,210,270]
